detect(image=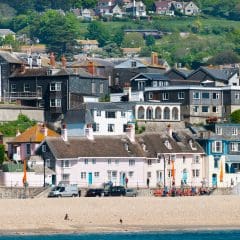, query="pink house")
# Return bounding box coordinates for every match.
[7,123,59,162]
